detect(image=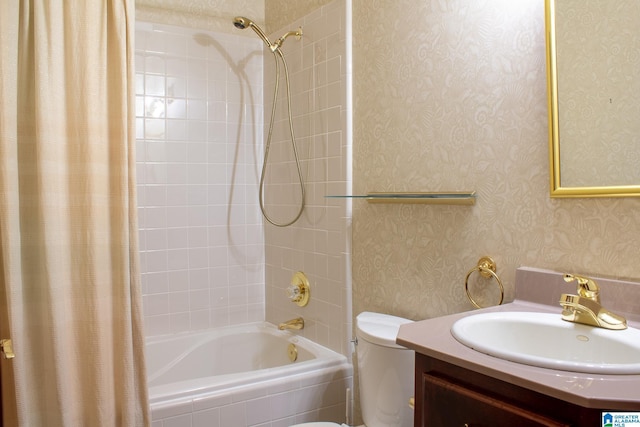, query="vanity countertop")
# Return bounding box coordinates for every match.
[396,267,640,411]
